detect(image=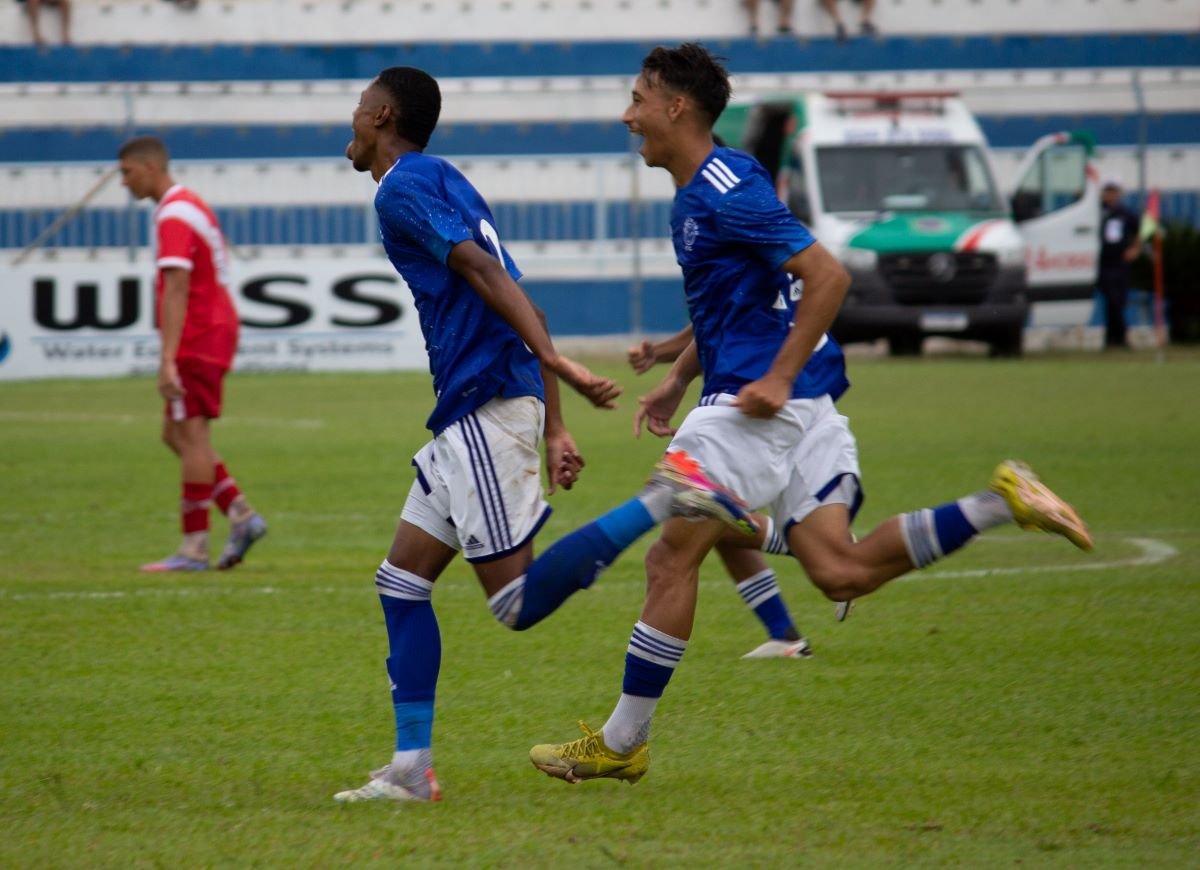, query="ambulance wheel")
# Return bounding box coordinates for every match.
[887,334,923,356]
[988,327,1024,358]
